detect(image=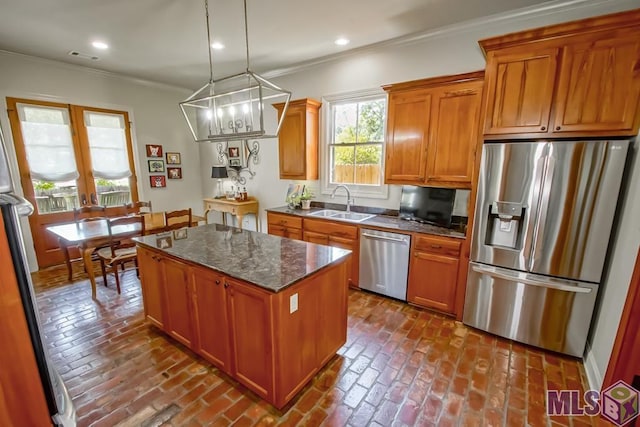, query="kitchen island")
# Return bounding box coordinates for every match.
[134,223,351,409]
